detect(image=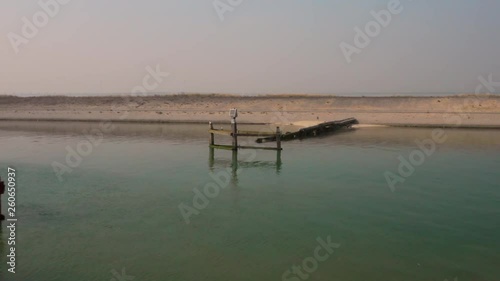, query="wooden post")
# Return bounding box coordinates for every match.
[229,108,238,151]
[209,122,214,146]
[231,118,238,151]
[0,178,5,221]
[276,126,282,150]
